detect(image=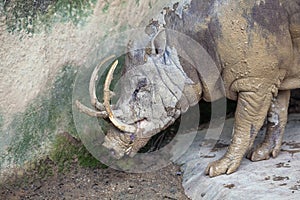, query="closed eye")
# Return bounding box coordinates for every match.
[131,78,148,102]
[137,78,147,88]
